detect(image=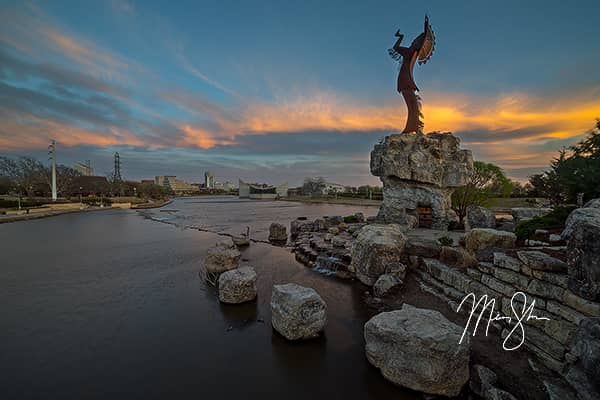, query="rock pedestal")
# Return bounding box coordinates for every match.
[271,283,327,340]
[370,132,473,230]
[364,304,470,396]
